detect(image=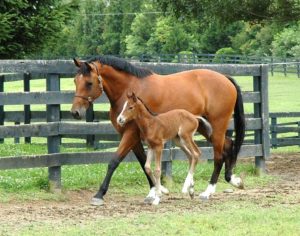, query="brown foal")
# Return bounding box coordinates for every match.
[117,92,212,205]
